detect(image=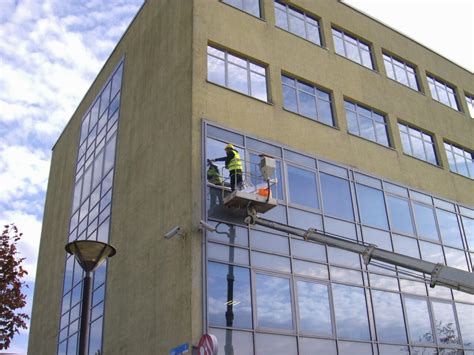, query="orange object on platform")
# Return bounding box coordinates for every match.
[257,188,270,197]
